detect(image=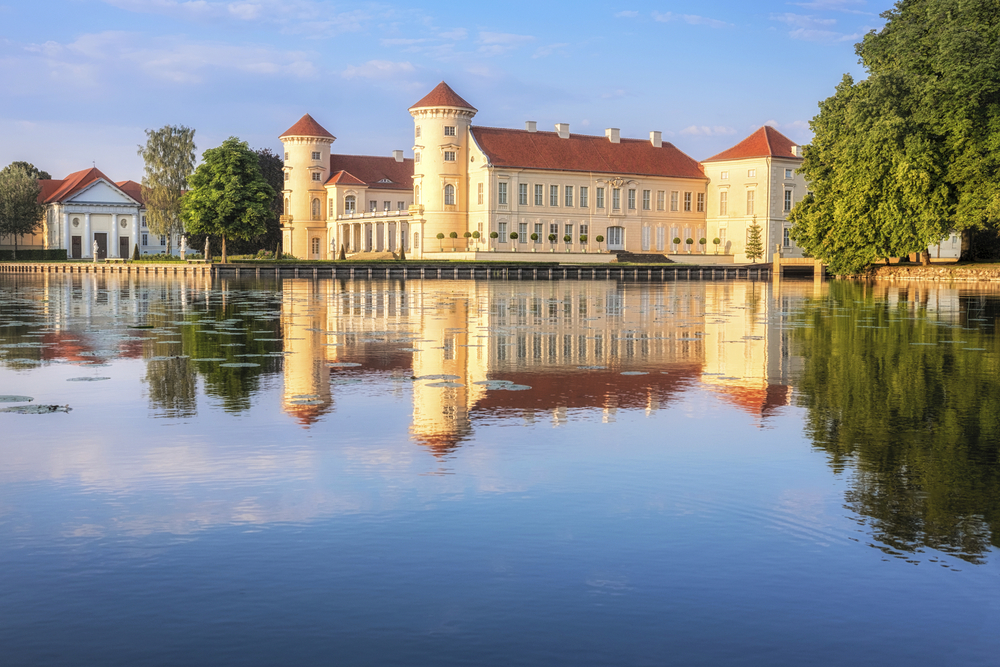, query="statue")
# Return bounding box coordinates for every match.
[92,239,99,263]
[204,237,210,262]
[179,237,186,260]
